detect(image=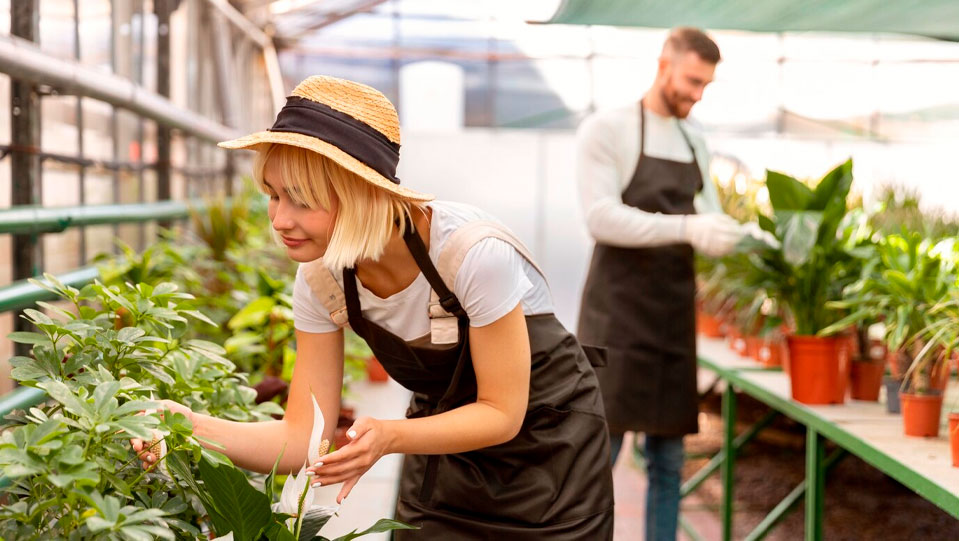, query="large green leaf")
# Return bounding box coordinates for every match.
[780,211,823,266]
[197,455,273,541]
[814,159,854,244]
[228,297,277,330]
[765,170,814,211]
[327,519,419,541]
[809,159,853,211]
